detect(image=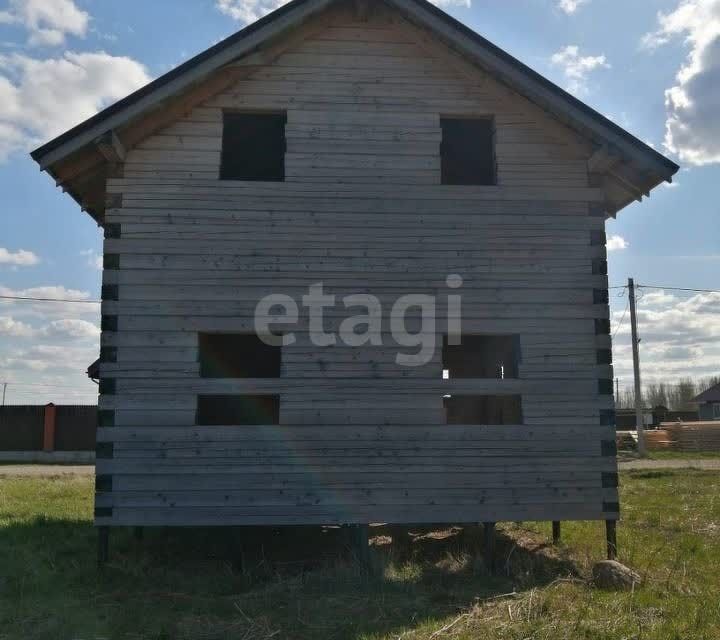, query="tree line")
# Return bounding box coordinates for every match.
[617,376,720,411]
